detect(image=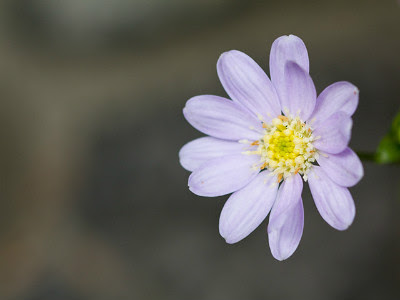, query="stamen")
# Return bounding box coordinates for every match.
[250,141,259,146]
[278,115,289,122]
[277,173,283,183]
